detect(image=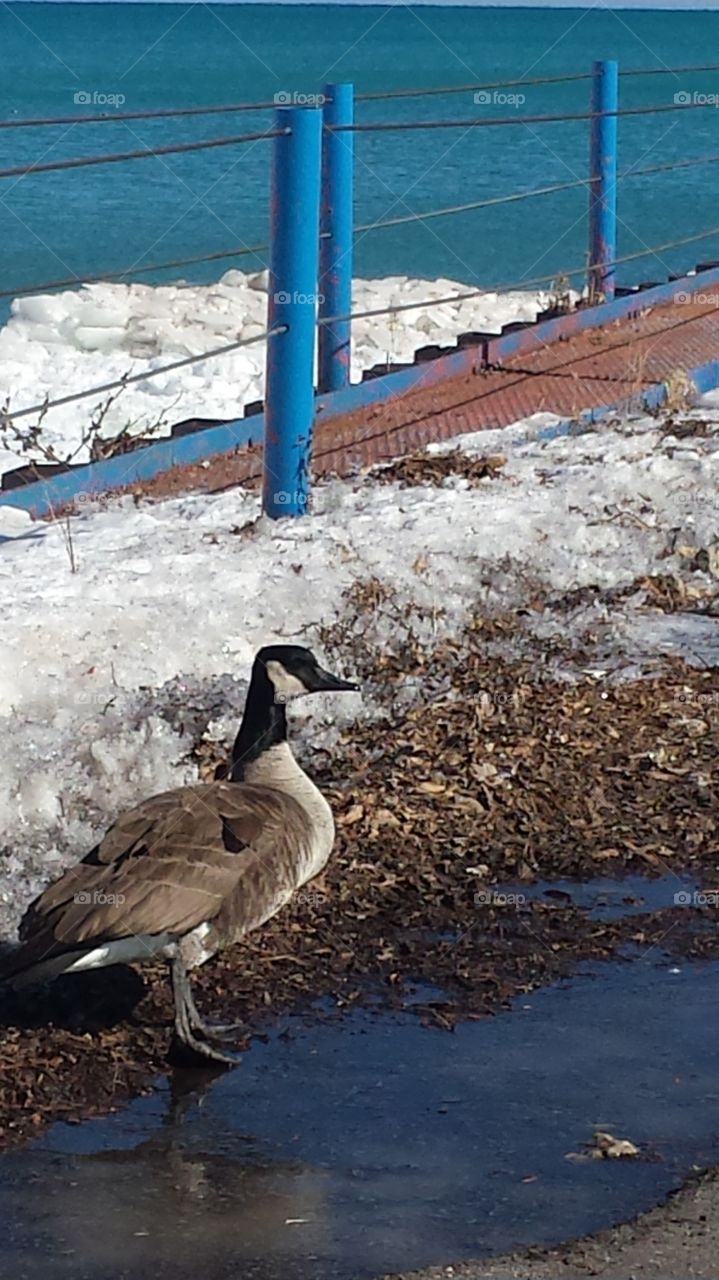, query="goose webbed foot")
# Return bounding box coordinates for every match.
[173,1020,240,1067]
[182,977,247,1043]
[193,1018,247,1044]
[171,958,243,1066]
